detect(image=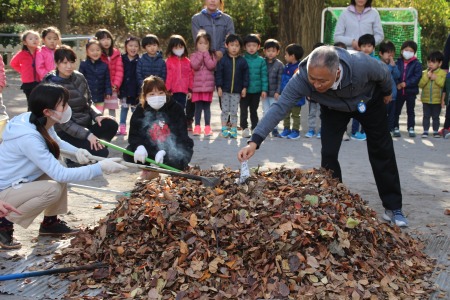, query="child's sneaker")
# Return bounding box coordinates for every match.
[382,209,408,227]
[271,129,279,137]
[433,131,440,138]
[229,127,237,139]
[351,132,366,141]
[408,127,416,137]
[221,126,230,138]
[242,128,251,138]
[280,128,291,138]
[305,129,315,138]
[393,127,401,137]
[421,131,428,138]
[204,125,213,136]
[287,129,300,139]
[193,125,201,136]
[119,124,127,135]
[316,131,321,139]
